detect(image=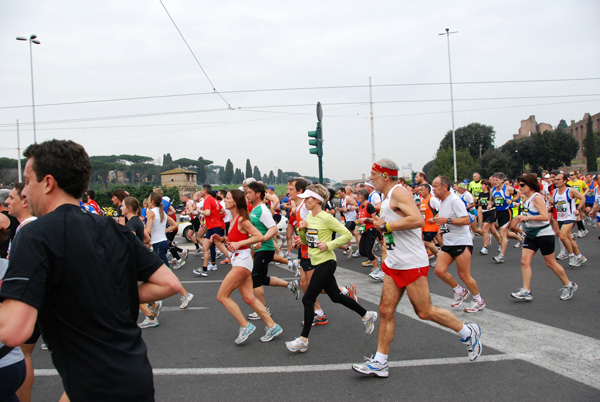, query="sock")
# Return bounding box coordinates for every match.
[315,309,324,317]
[341,287,349,295]
[195,243,199,249]
[203,266,207,271]
[568,253,575,257]
[453,285,464,294]
[287,282,293,290]
[473,294,482,303]
[577,221,585,231]
[458,325,472,340]
[374,352,388,364]
[576,254,582,259]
